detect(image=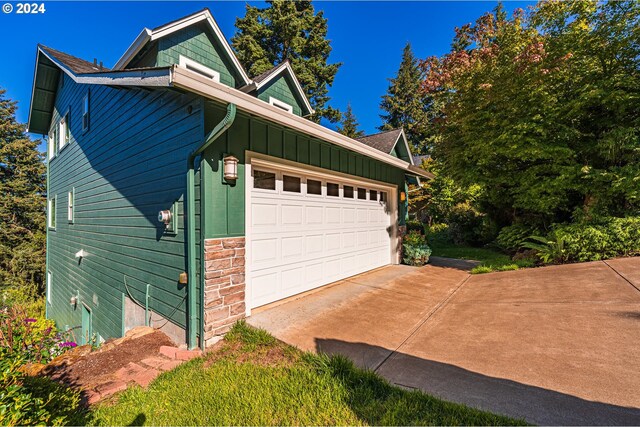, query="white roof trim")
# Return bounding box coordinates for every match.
[113,9,251,86]
[171,65,432,179]
[393,129,415,165]
[240,61,315,115]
